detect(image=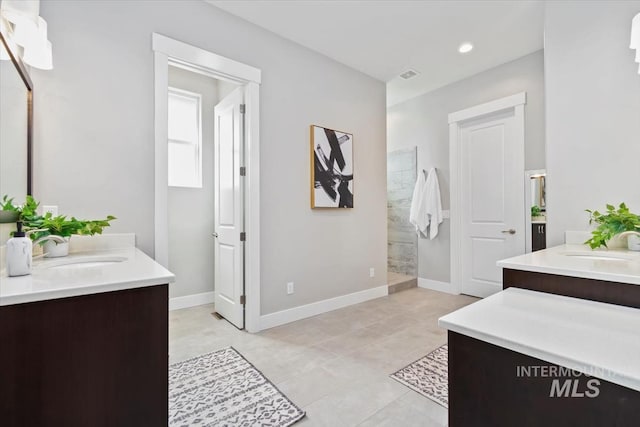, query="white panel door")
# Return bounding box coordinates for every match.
[214,87,244,328]
[460,109,524,297]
